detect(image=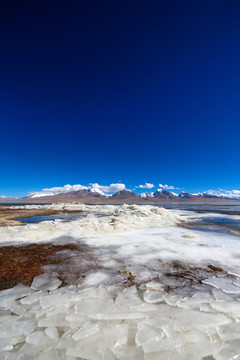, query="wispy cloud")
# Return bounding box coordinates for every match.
[136,183,155,189]
[205,189,240,199]
[158,184,179,190]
